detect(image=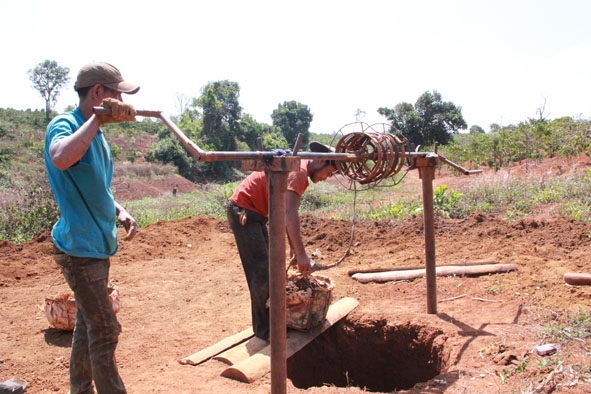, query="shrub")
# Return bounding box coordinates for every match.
[0,183,59,243]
